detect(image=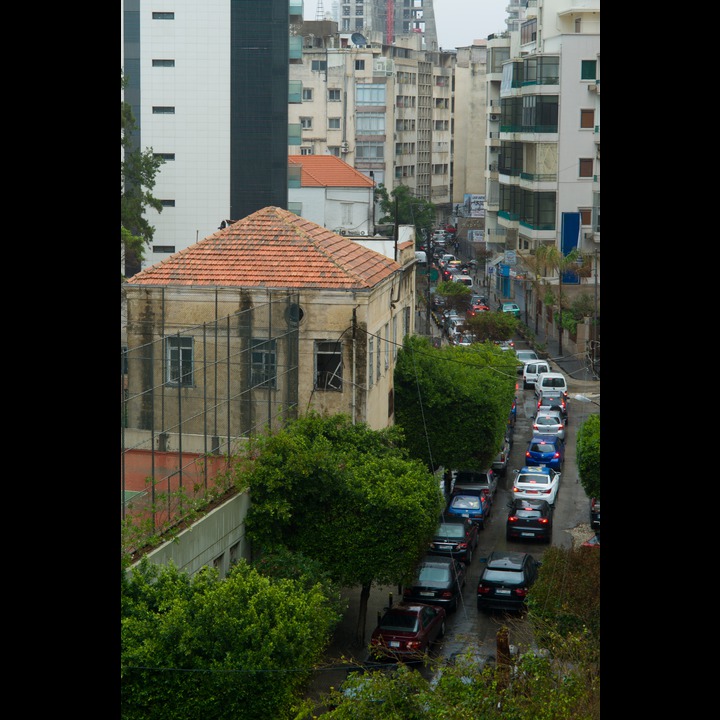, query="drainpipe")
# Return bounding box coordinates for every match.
[352,307,357,424]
